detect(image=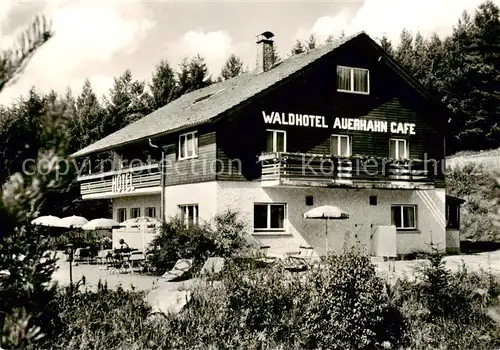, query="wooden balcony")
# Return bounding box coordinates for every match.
[78,163,161,199]
[259,152,441,189]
